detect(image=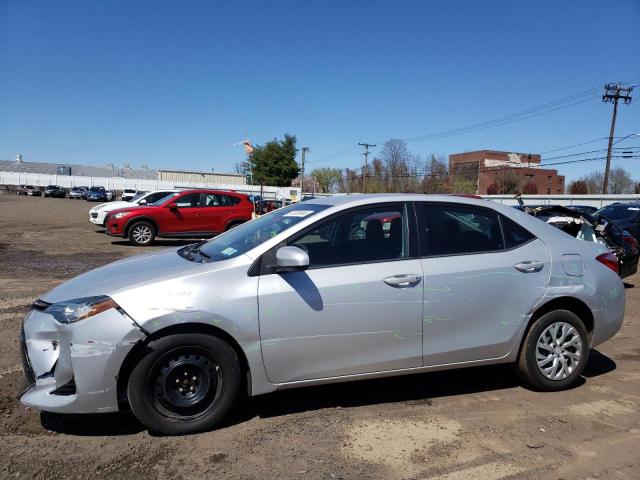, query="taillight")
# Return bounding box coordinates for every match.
[596,252,619,274]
